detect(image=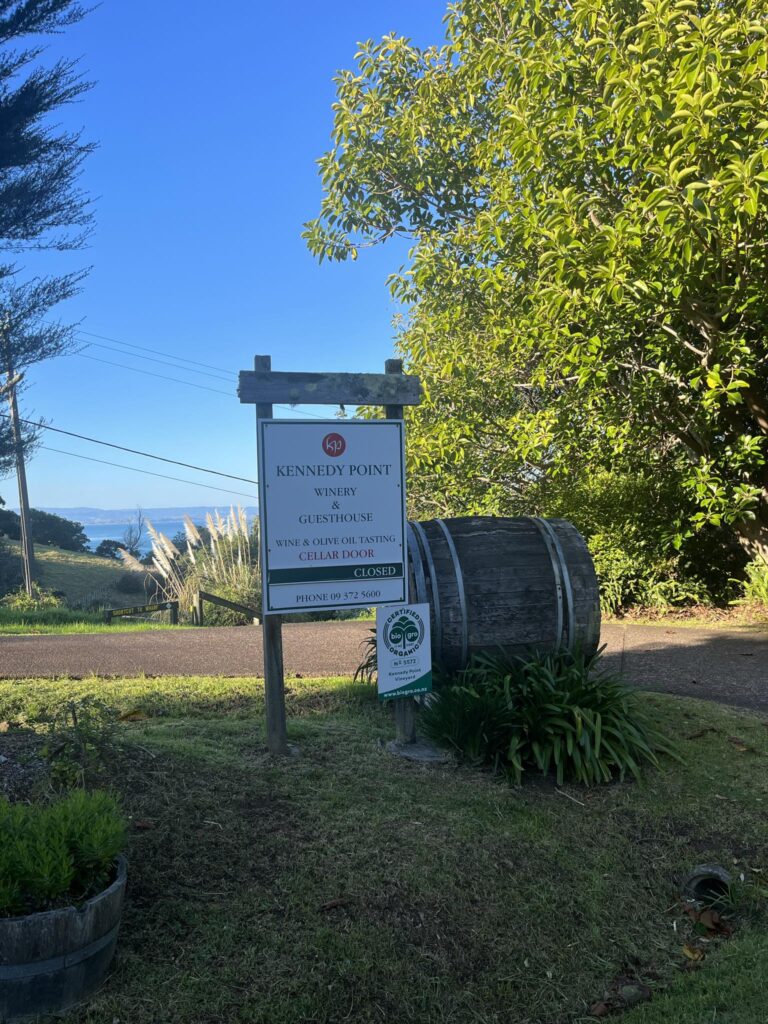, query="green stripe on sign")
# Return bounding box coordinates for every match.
[268,563,404,584]
[379,671,432,702]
